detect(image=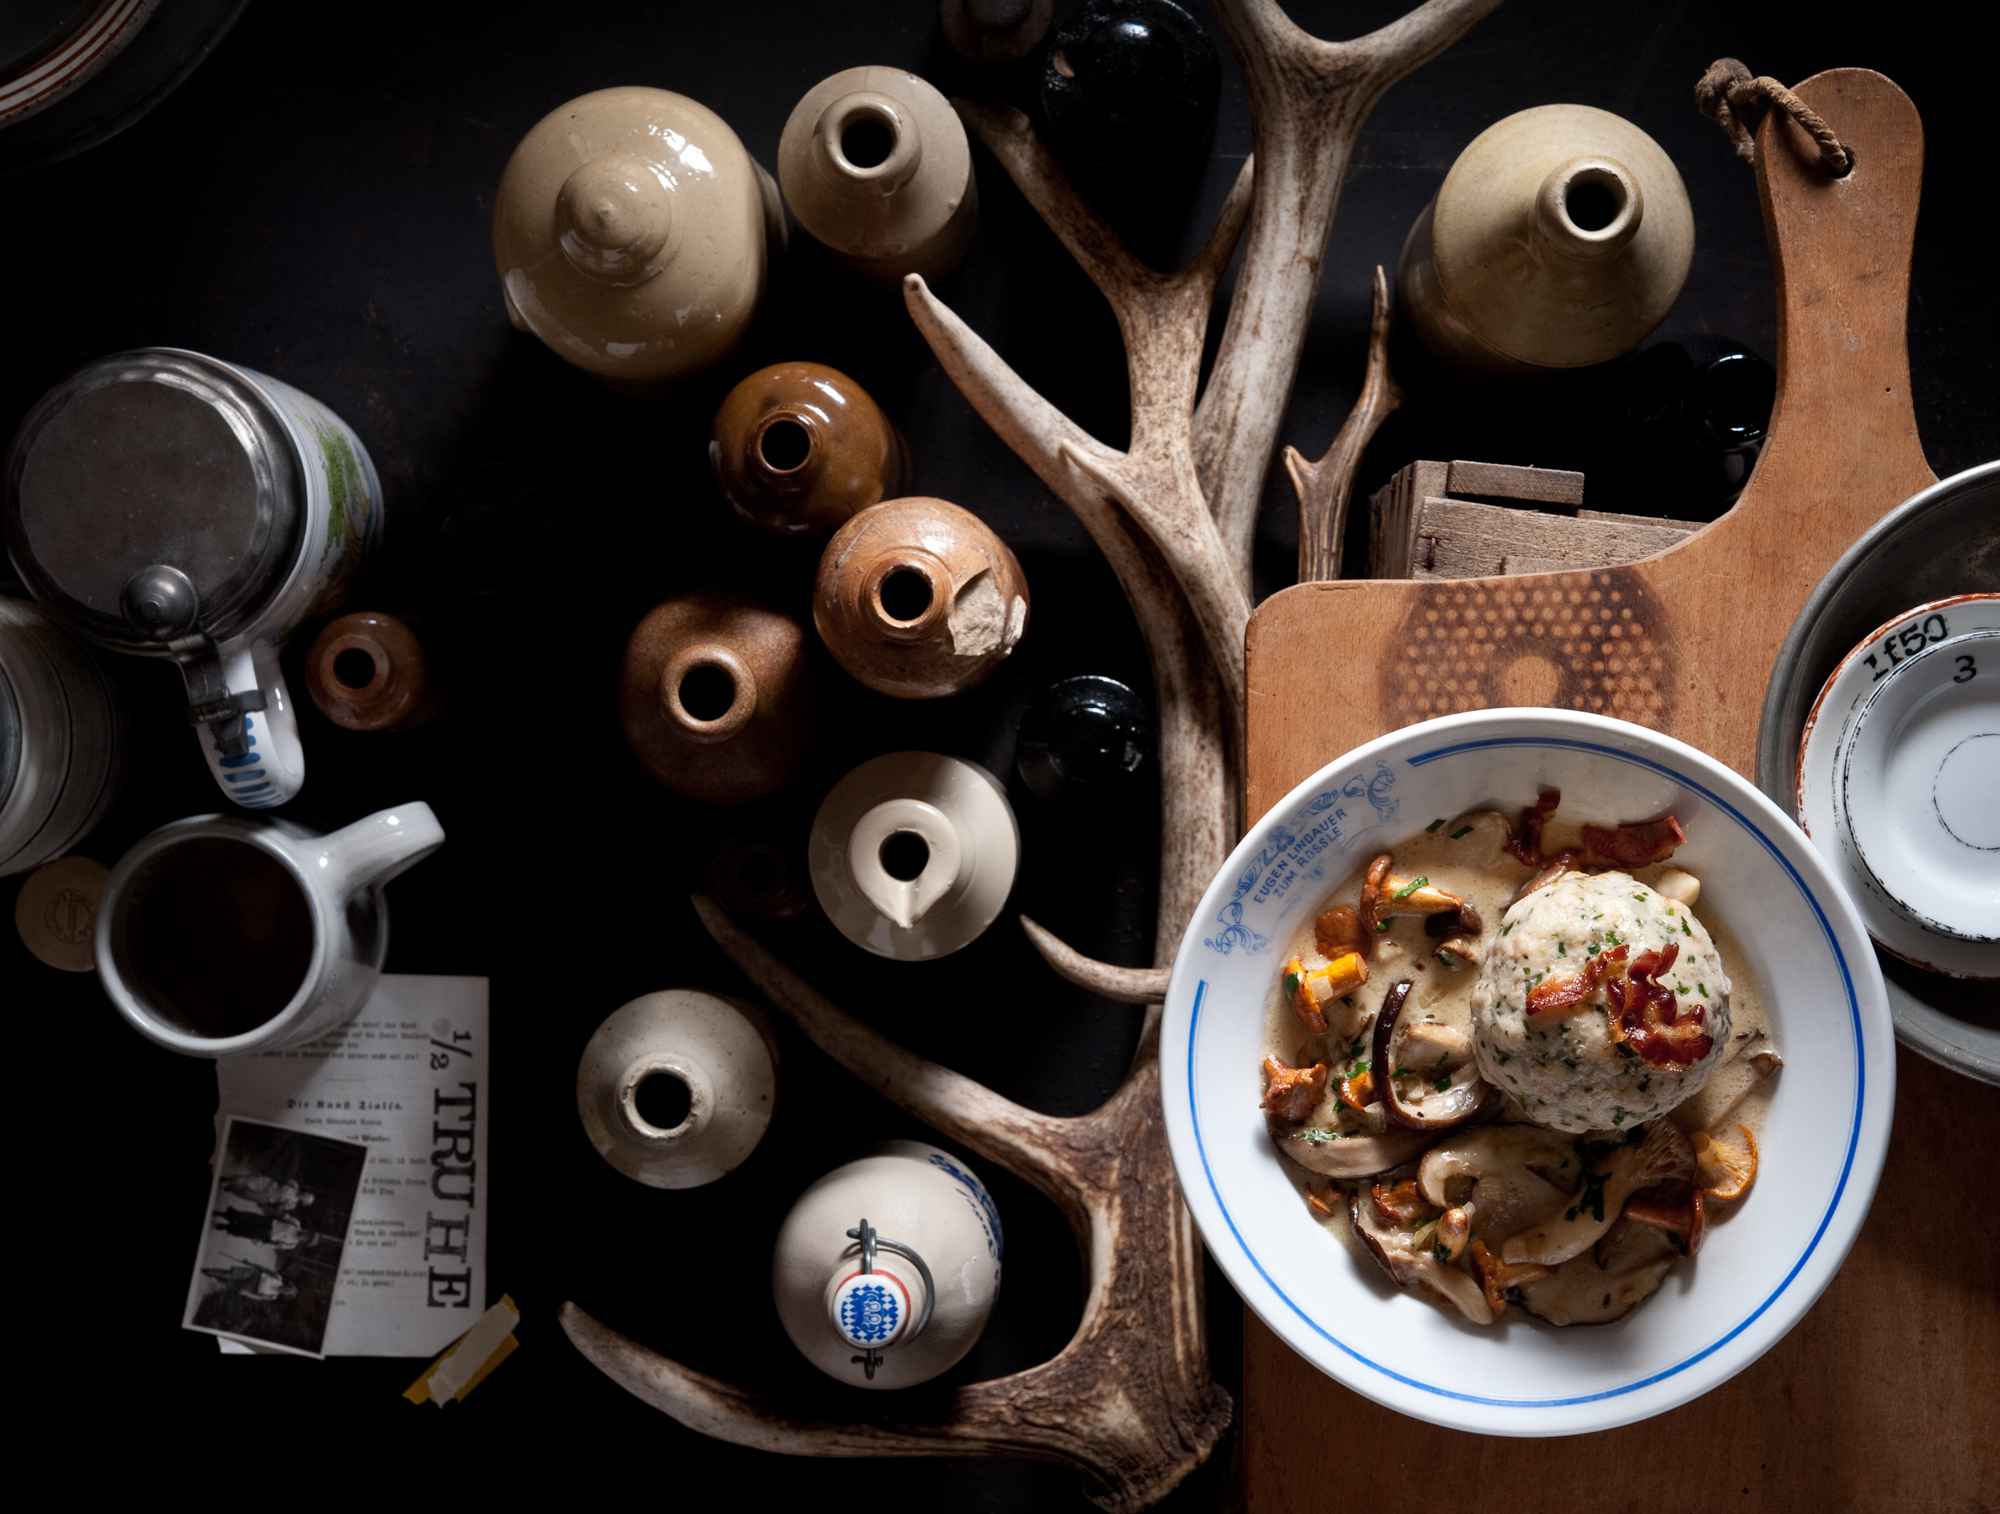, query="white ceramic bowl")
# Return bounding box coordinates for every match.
[1162,709,1894,1436]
